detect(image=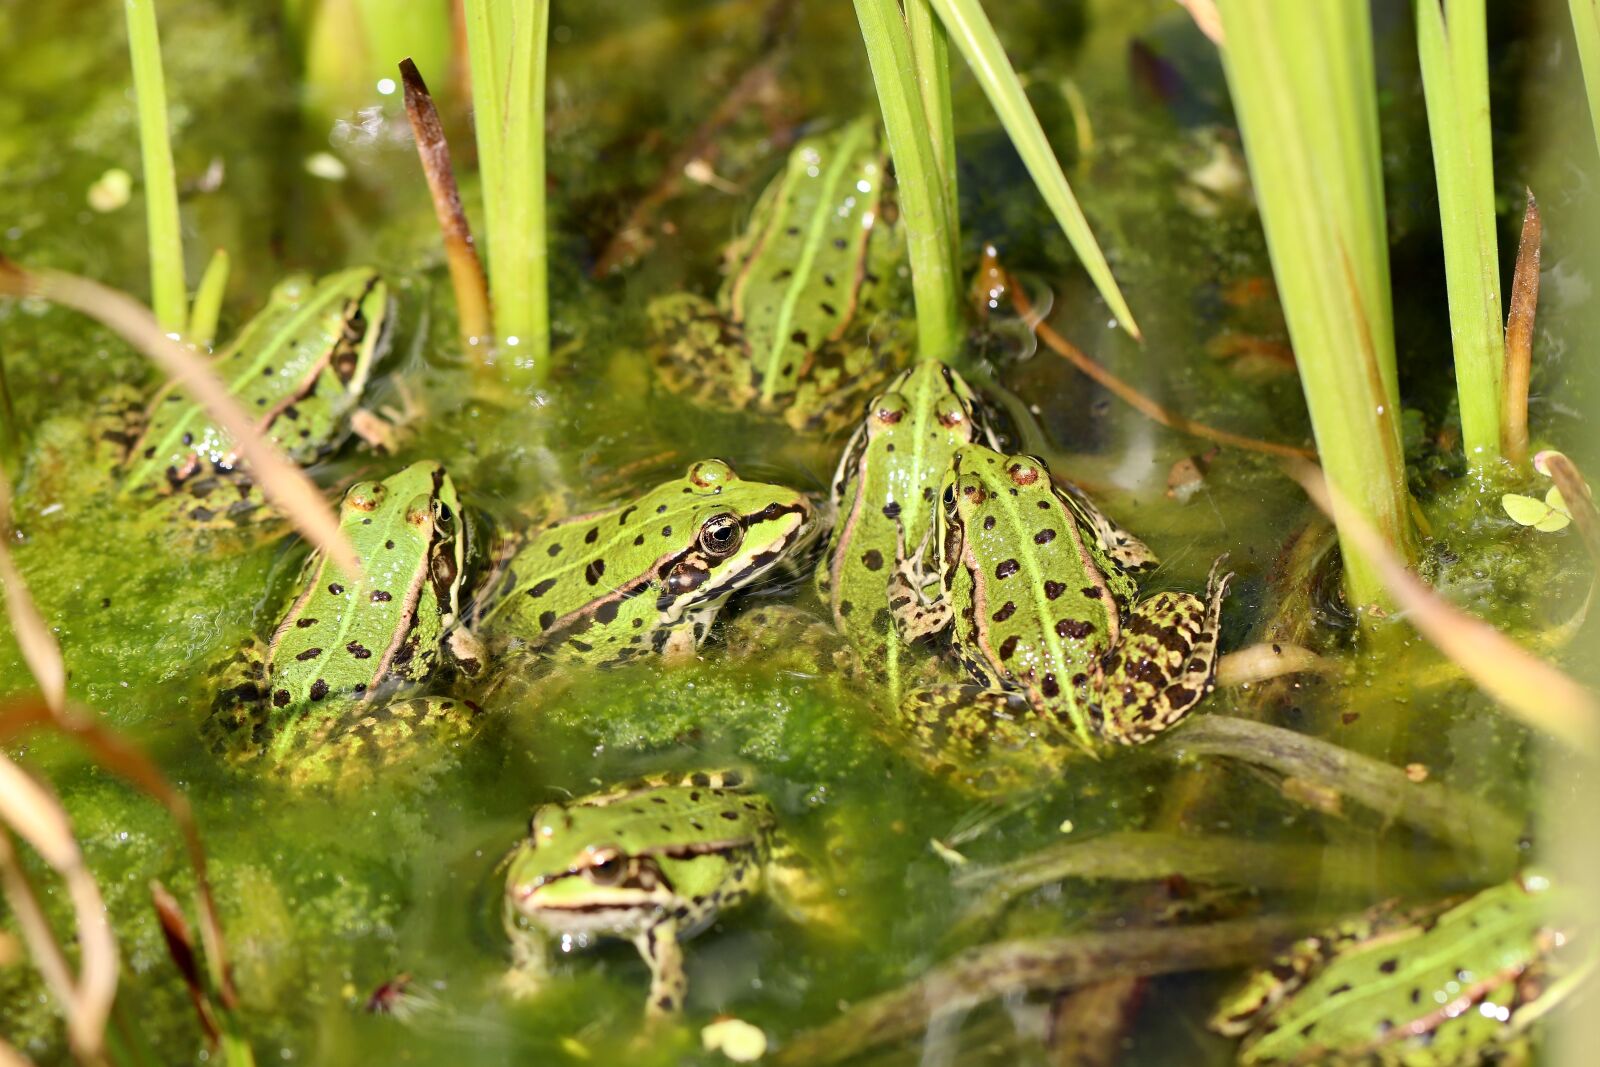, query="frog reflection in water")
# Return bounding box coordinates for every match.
[502,771,831,1021]
[1211,873,1585,1065]
[891,444,1230,769]
[650,118,909,434]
